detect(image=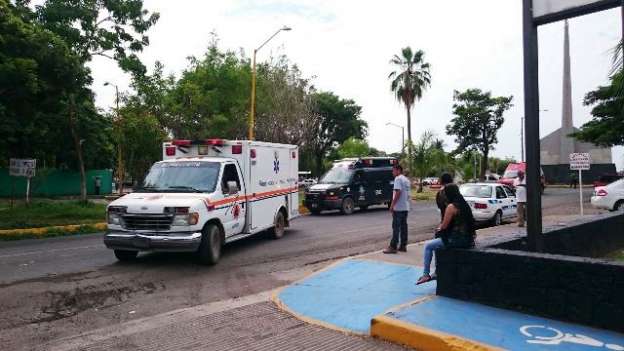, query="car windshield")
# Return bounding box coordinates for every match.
[319,166,354,184]
[140,161,220,192]
[503,170,519,178]
[460,184,492,198]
